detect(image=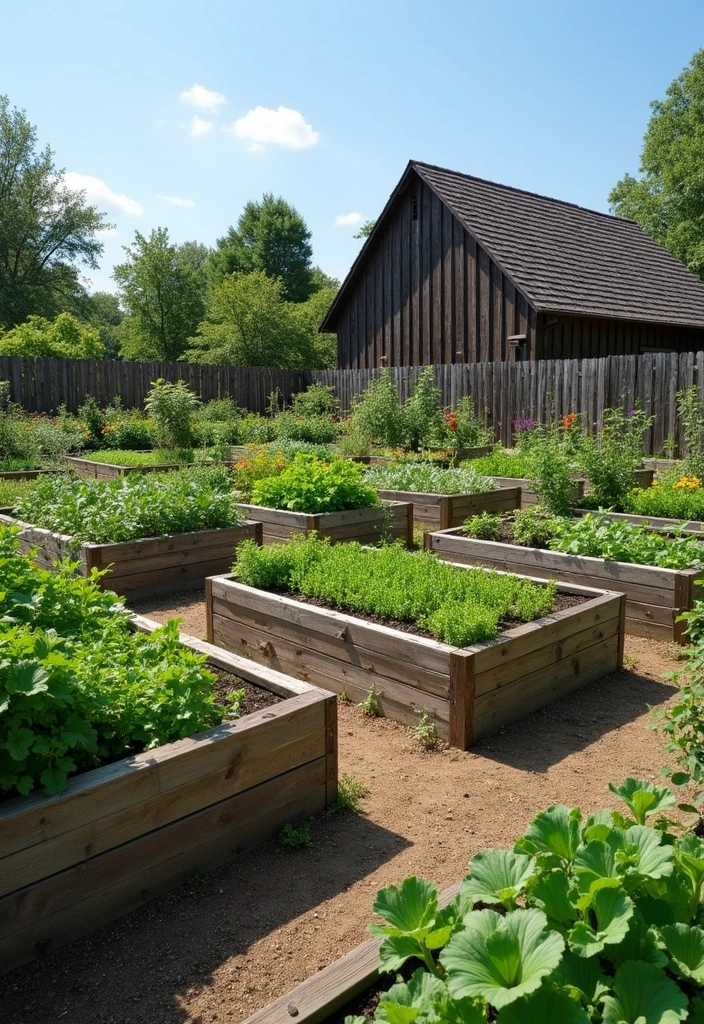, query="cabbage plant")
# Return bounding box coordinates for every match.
[348,780,704,1023]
